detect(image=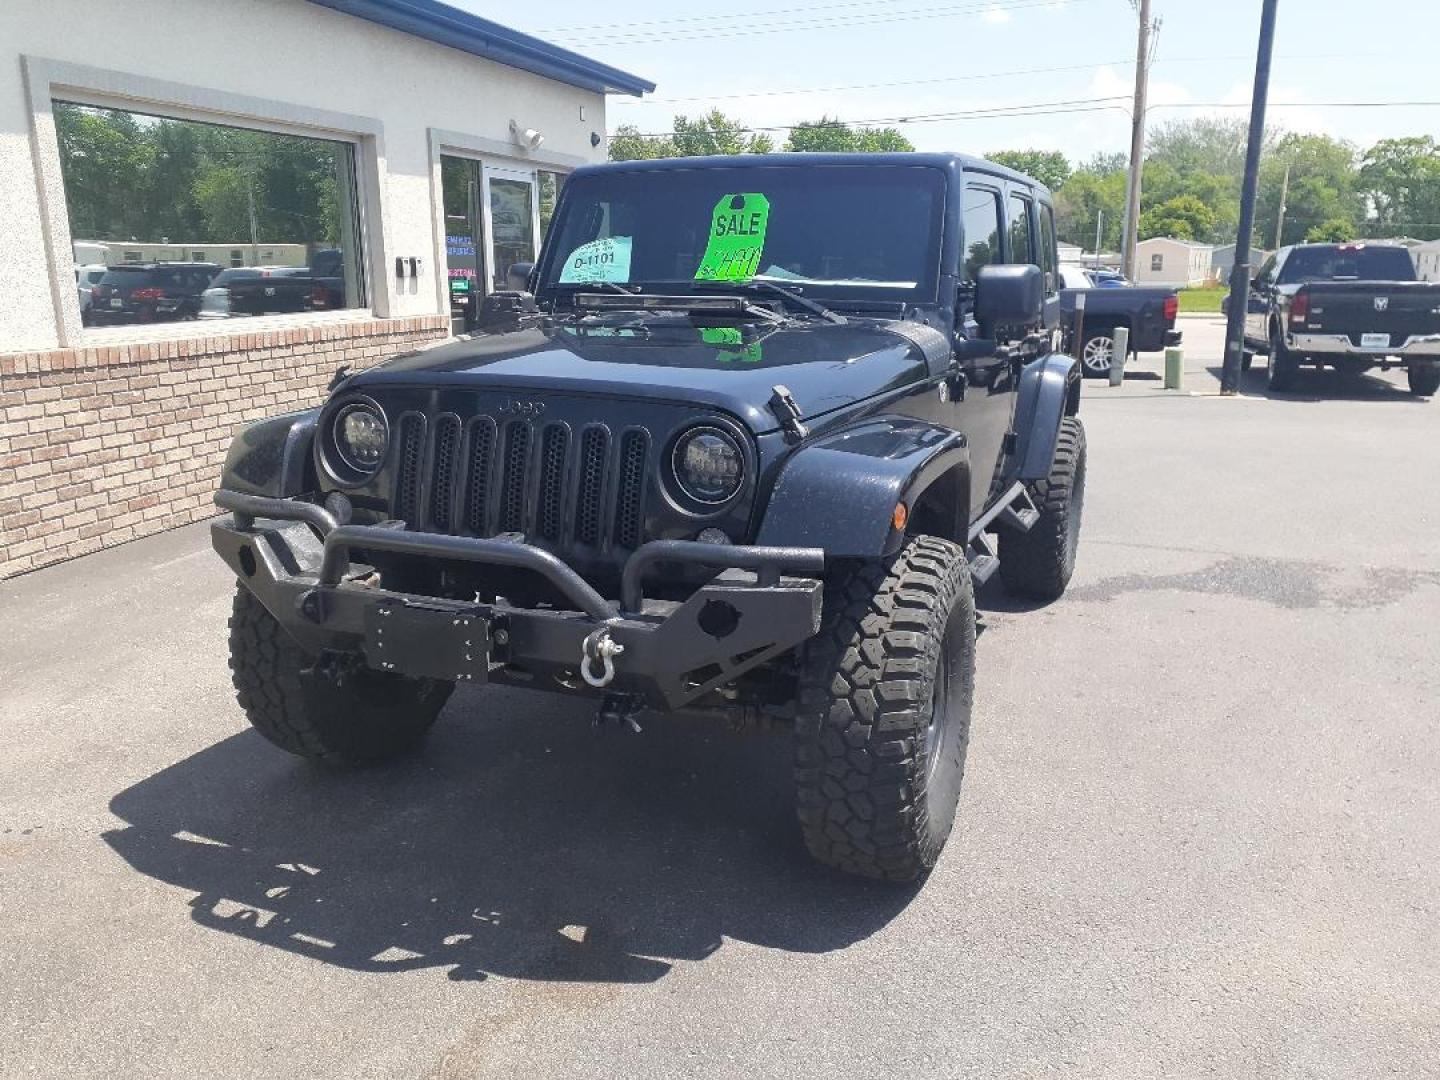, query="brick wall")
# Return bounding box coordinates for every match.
[0,316,448,579]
